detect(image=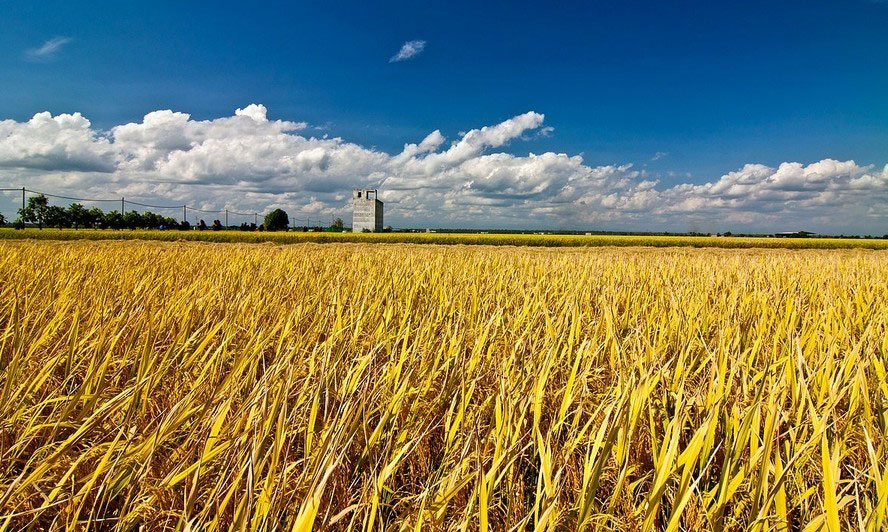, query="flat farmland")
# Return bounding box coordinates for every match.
[0,240,886,530]
[2,228,888,250]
